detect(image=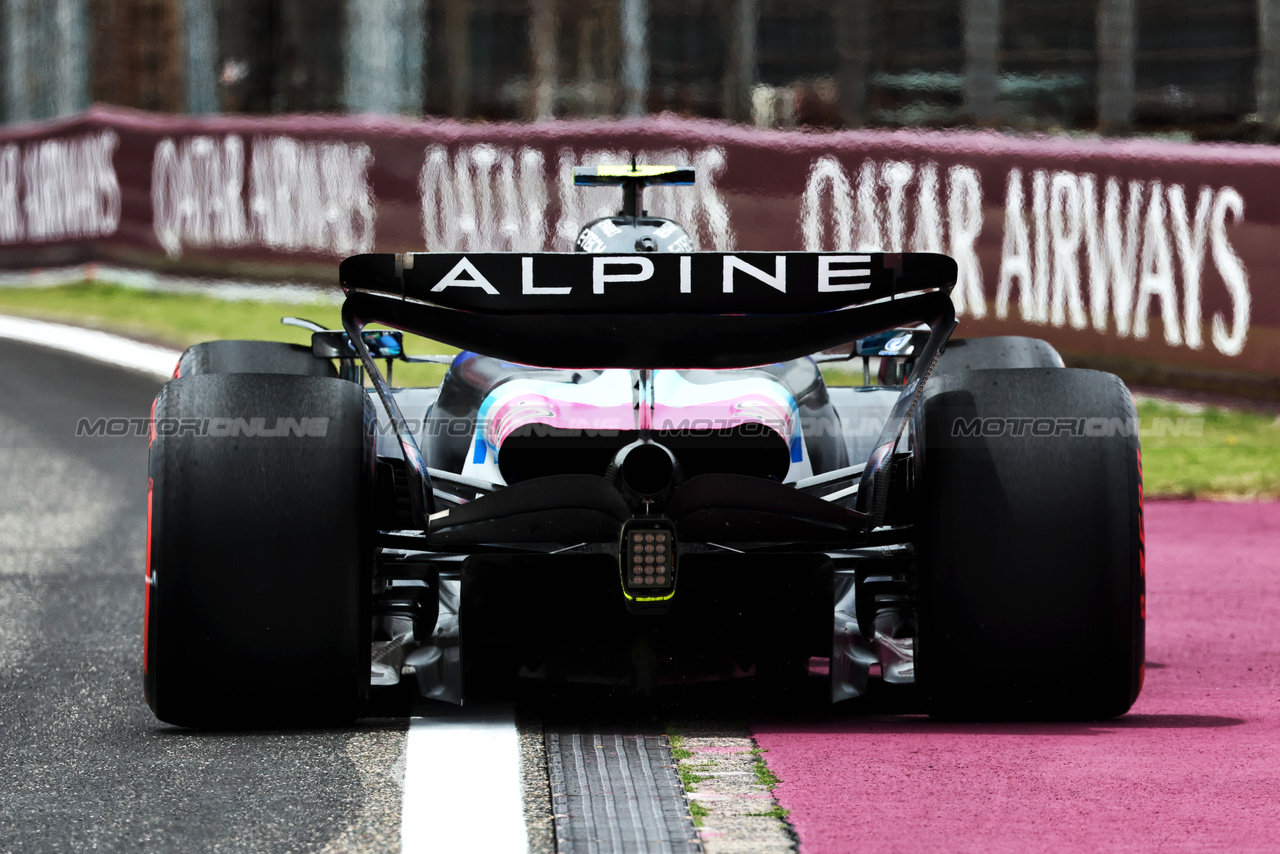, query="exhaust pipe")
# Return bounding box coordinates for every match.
[608,440,680,507]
